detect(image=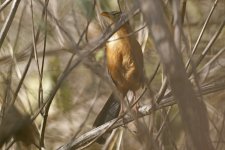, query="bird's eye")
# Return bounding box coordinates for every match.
[112,11,121,16]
